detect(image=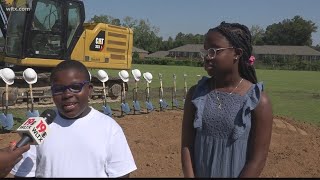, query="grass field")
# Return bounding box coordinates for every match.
[256,69,320,125]
[90,64,320,125]
[3,64,320,130]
